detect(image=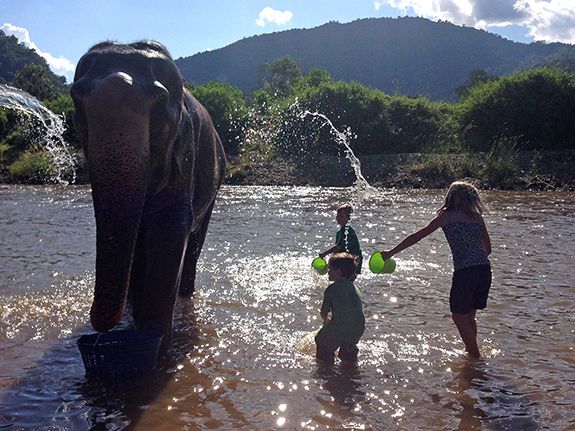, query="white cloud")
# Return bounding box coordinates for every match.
[381,0,575,43]
[1,23,75,82]
[515,0,575,43]
[256,7,294,27]
[386,0,495,26]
